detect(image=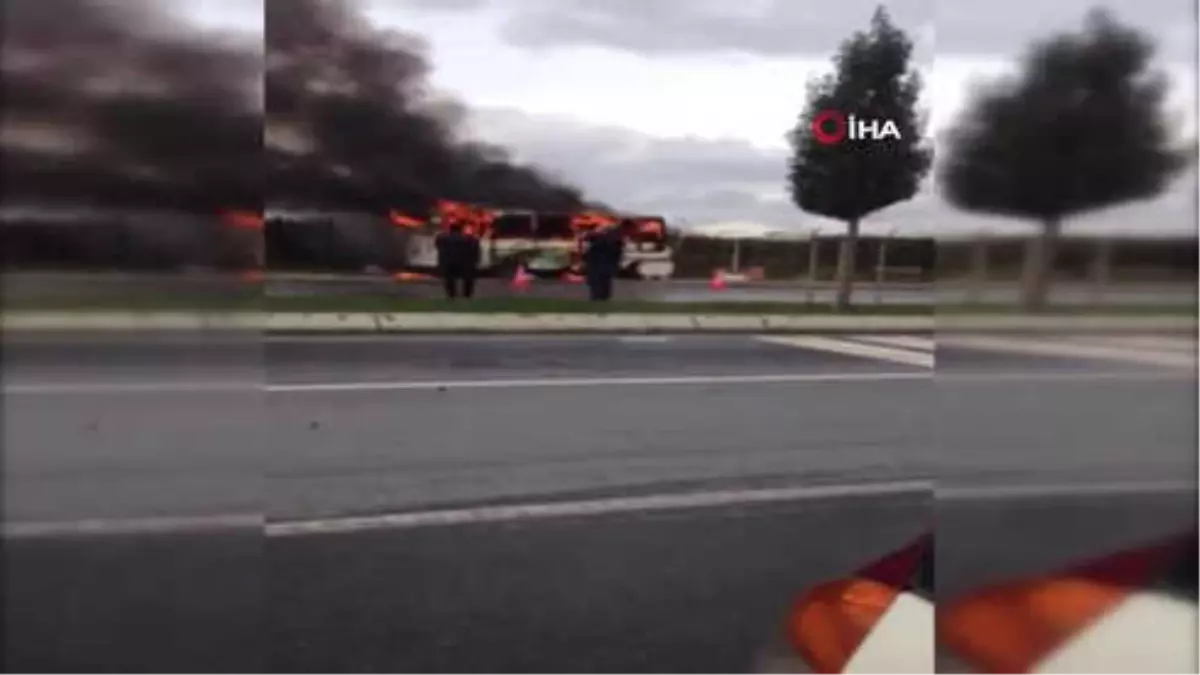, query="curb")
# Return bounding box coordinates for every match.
[0,311,933,334]
[276,312,937,334]
[1,312,1193,334]
[2,309,1190,333]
